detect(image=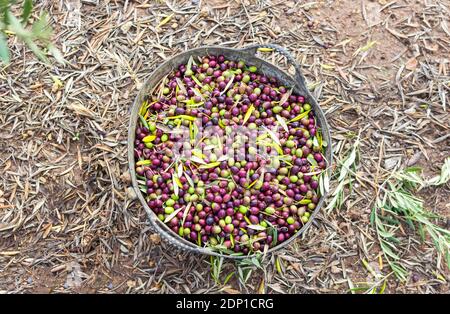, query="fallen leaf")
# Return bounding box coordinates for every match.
[149,234,161,245]
[157,14,174,29]
[405,57,418,71]
[120,21,133,33]
[67,103,97,119]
